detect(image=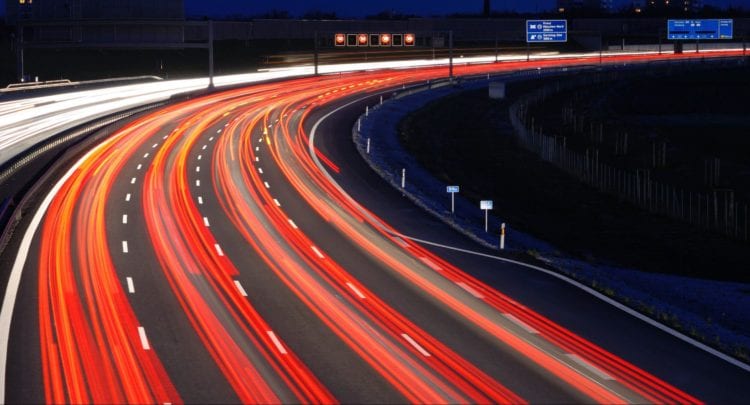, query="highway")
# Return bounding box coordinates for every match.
[1,50,749,403]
